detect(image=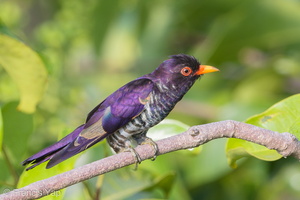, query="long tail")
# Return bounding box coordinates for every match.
[22,125,84,170]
